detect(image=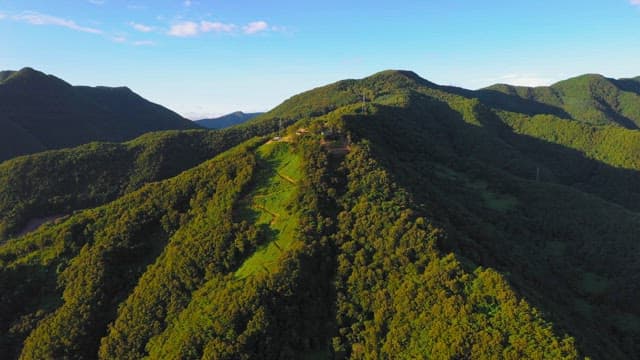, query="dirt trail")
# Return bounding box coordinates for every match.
[254,204,279,225]
[277,172,296,184]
